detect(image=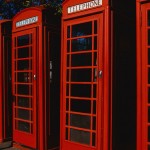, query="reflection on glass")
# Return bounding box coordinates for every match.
[72,22,92,37]
[70,129,90,145]
[72,38,92,52]
[17,121,30,133]
[70,114,90,129]
[17,72,32,83]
